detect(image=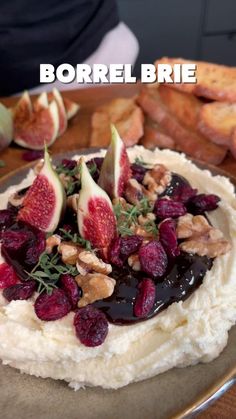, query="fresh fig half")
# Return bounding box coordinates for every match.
[13,91,32,123]
[63,97,80,120]
[98,125,131,198]
[0,103,13,151]
[77,158,117,251]
[48,88,67,136]
[18,148,66,232]
[33,92,48,111]
[14,100,59,150]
